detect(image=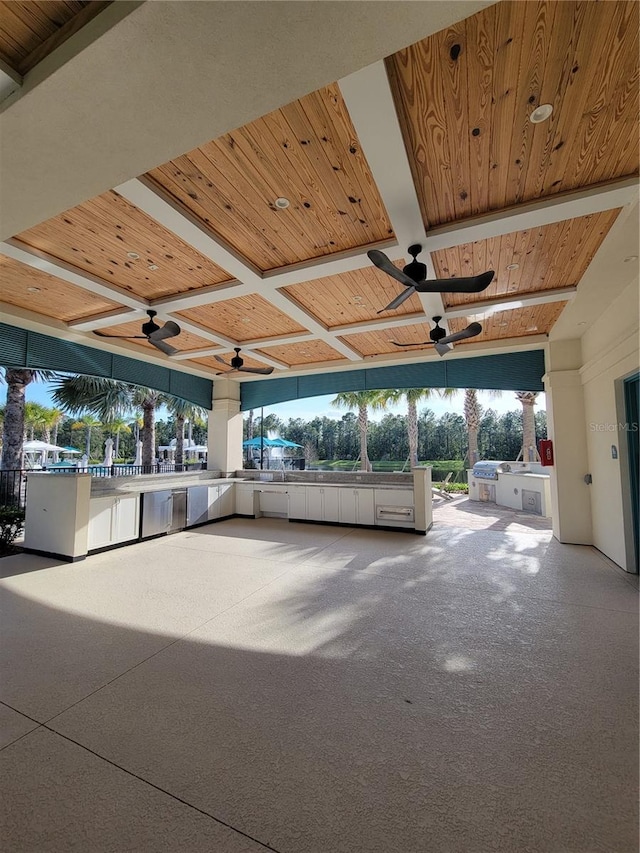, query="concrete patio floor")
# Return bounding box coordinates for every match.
[1,507,638,852]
